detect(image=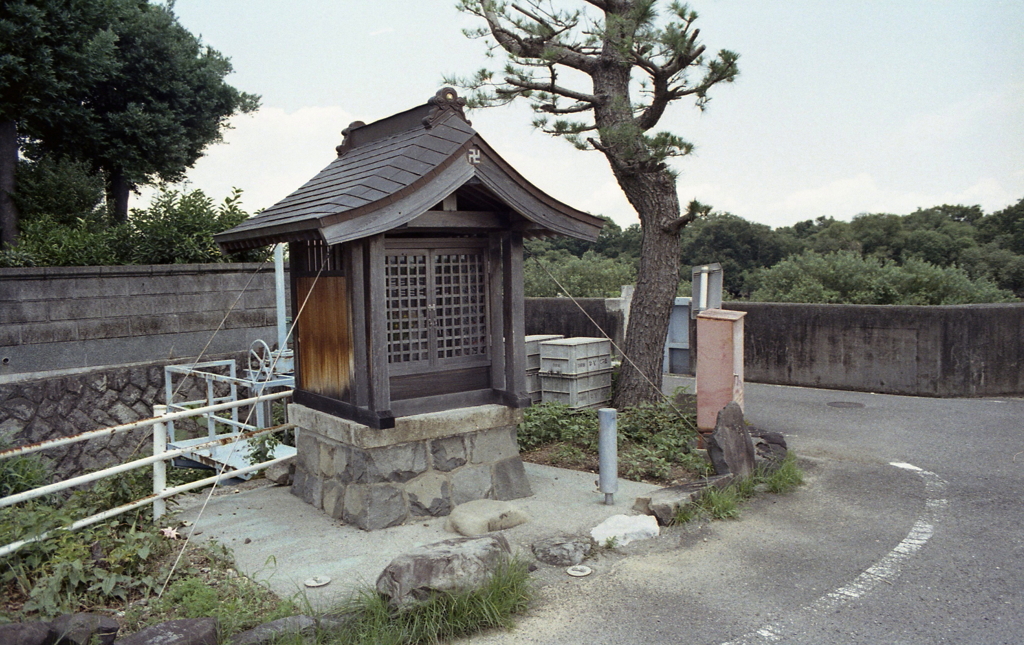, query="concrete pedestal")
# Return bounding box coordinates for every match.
[287,404,533,531]
[696,309,747,436]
